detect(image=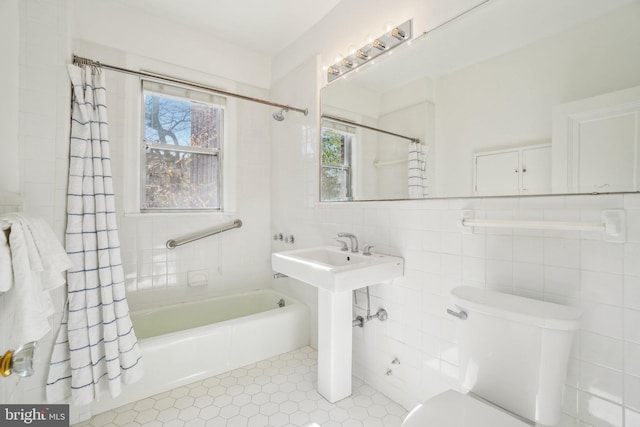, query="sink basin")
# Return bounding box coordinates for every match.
[272,246,404,293]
